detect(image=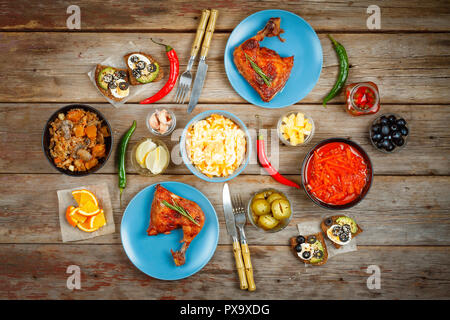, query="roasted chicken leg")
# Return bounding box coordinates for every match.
[233,17,294,102]
[147,184,205,266]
